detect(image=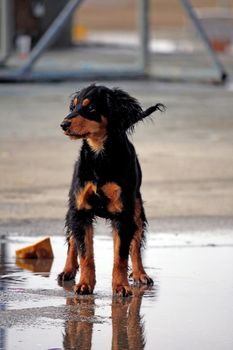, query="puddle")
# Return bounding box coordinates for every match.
[0,234,233,349]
